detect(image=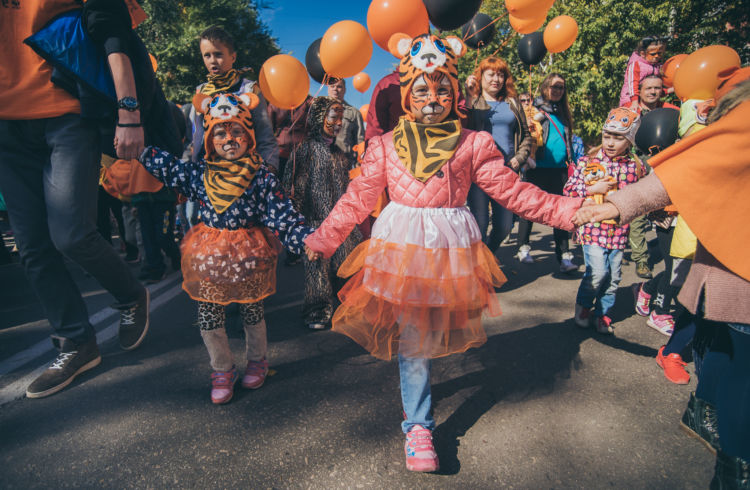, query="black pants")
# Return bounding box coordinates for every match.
[134,199,180,275]
[642,226,678,316]
[517,167,570,262]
